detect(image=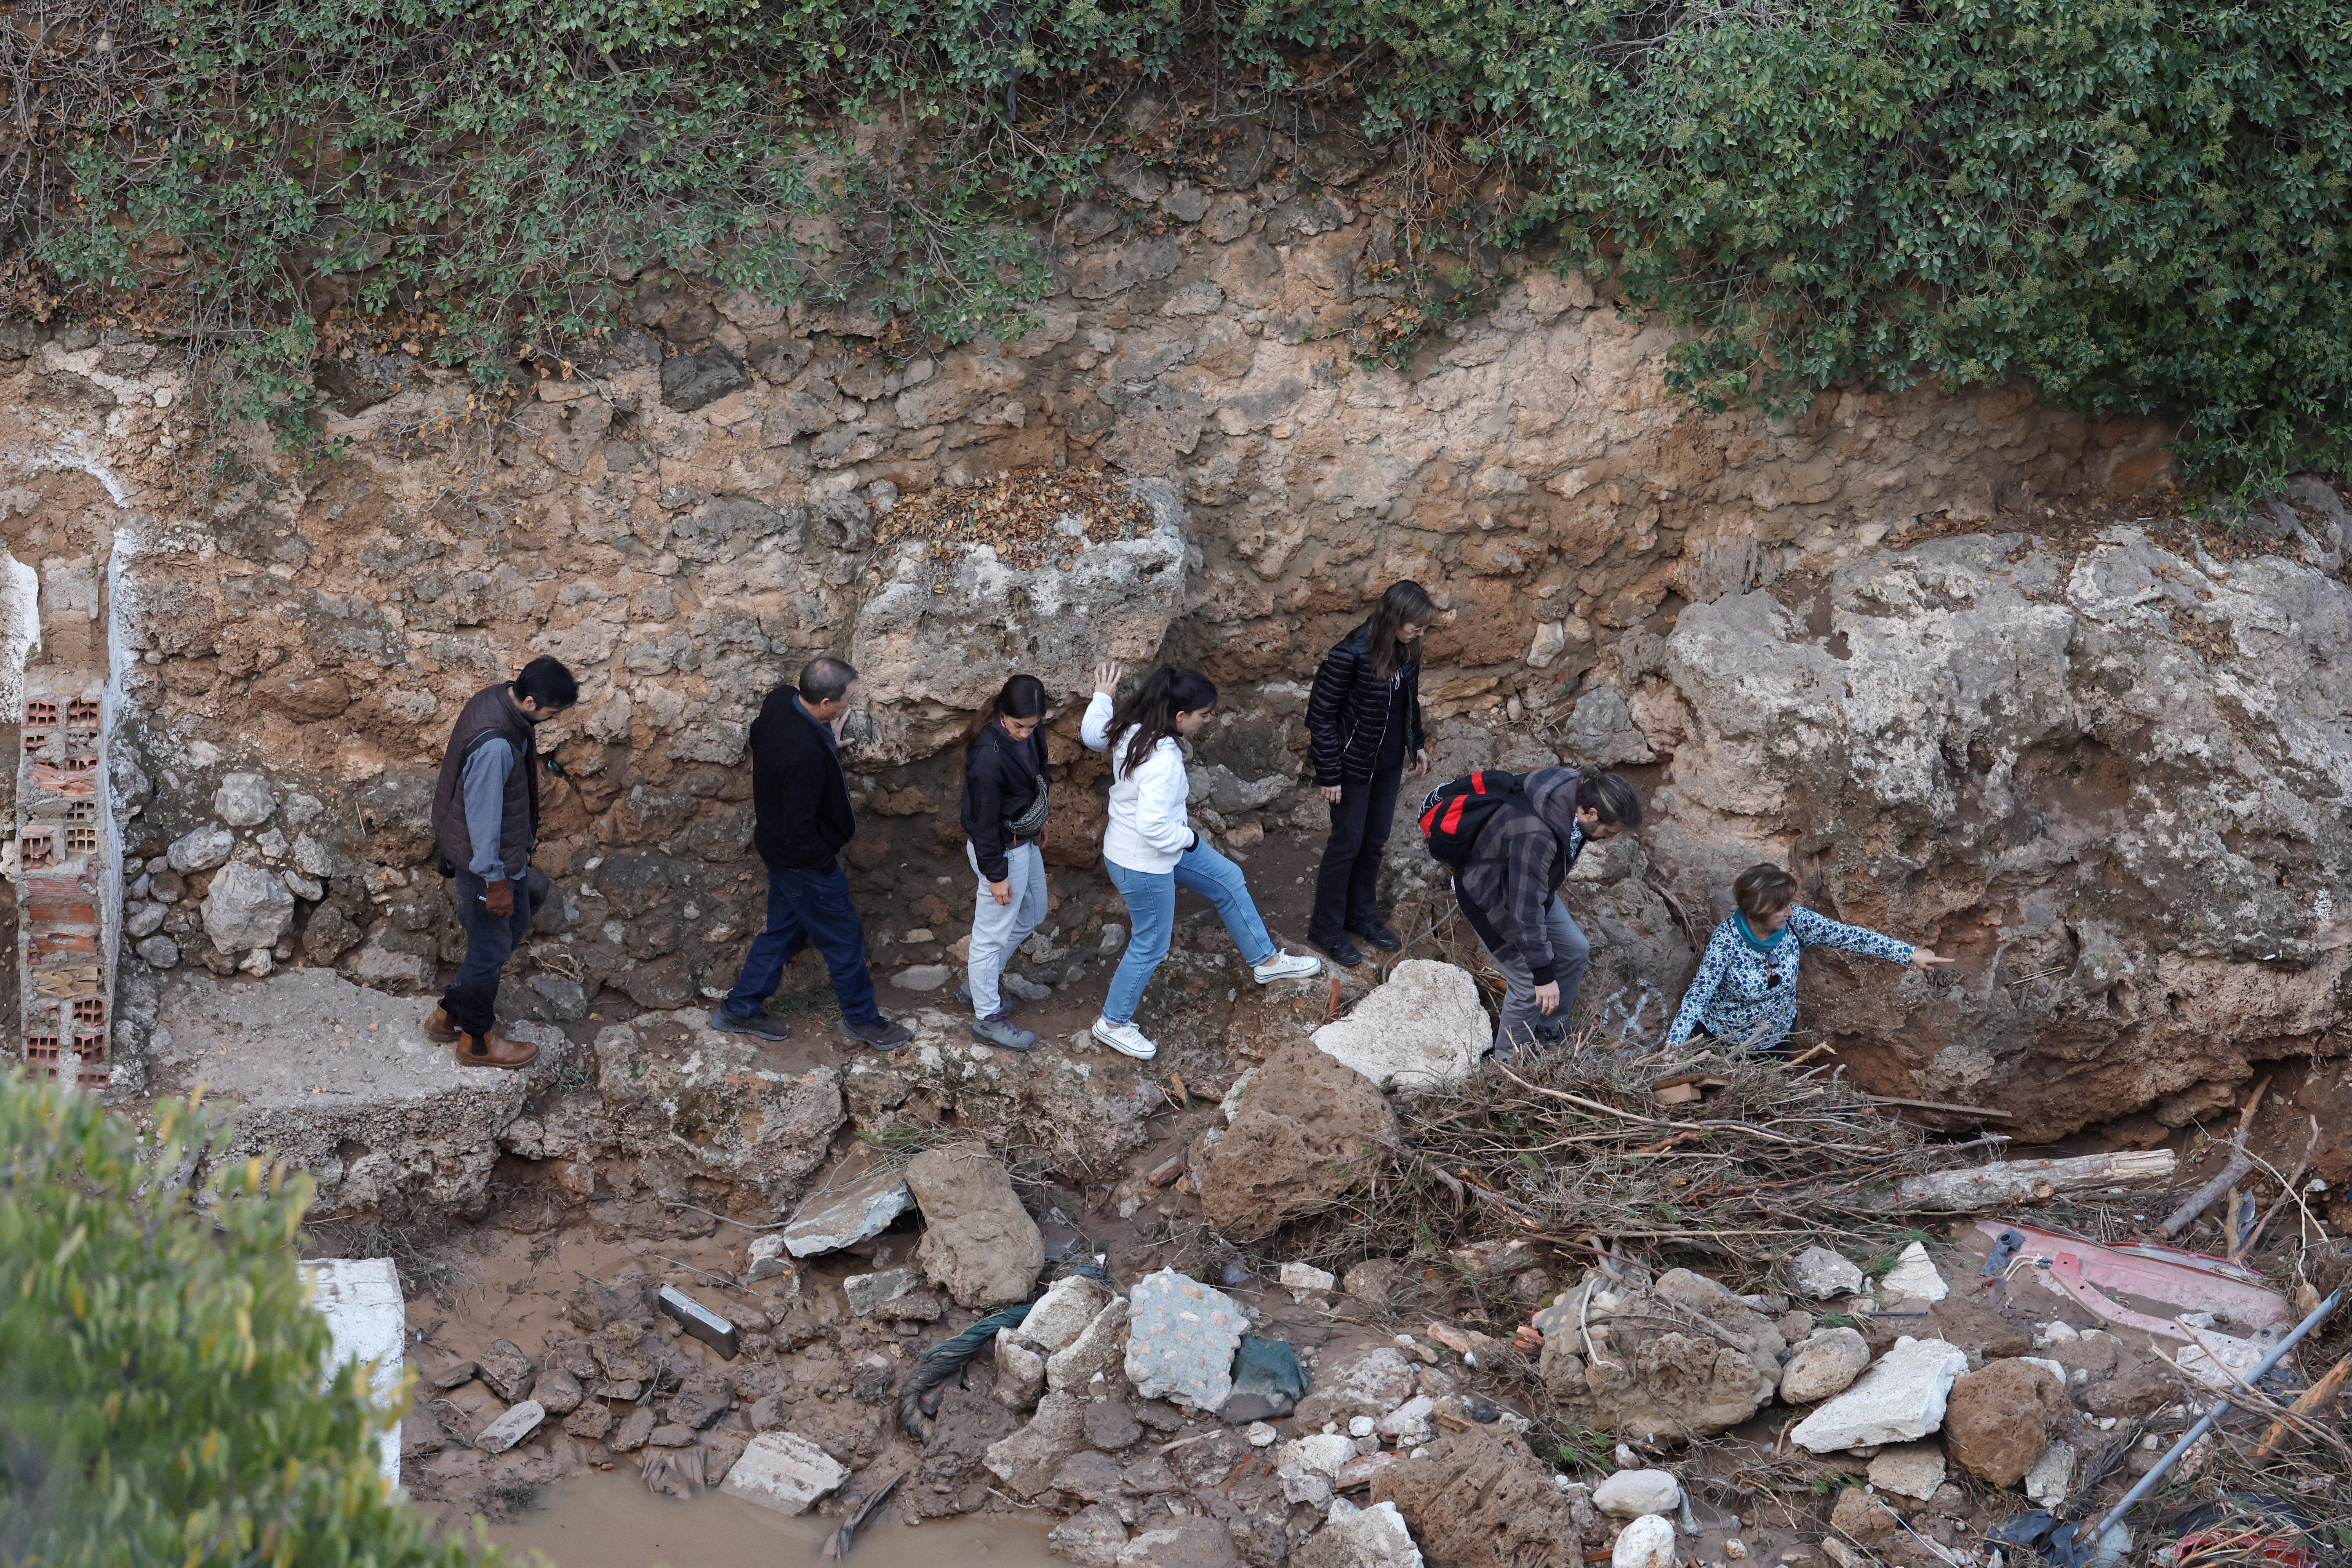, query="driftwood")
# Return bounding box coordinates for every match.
[1877,1150,2178,1212]
[2163,1075,2272,1238]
